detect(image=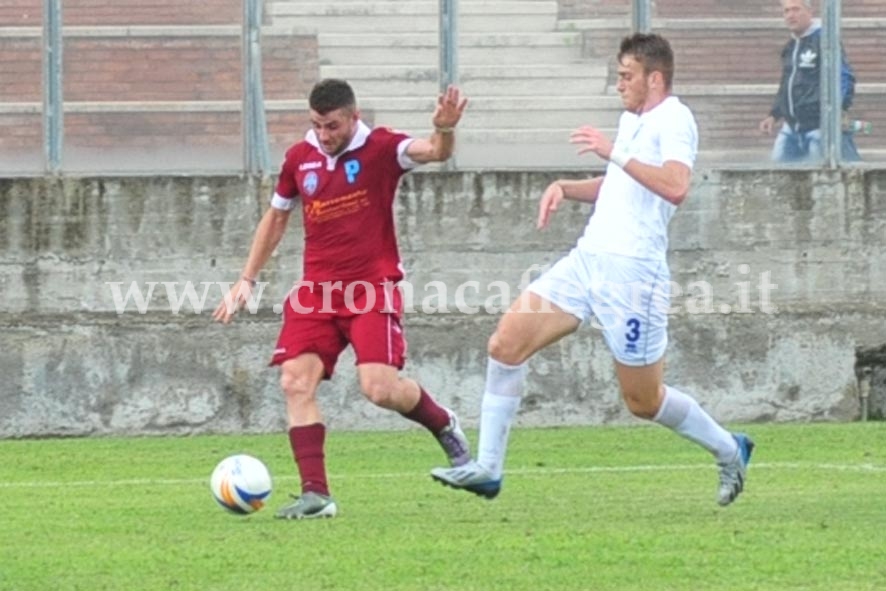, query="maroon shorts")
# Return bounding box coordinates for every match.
[270,281,406,378]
